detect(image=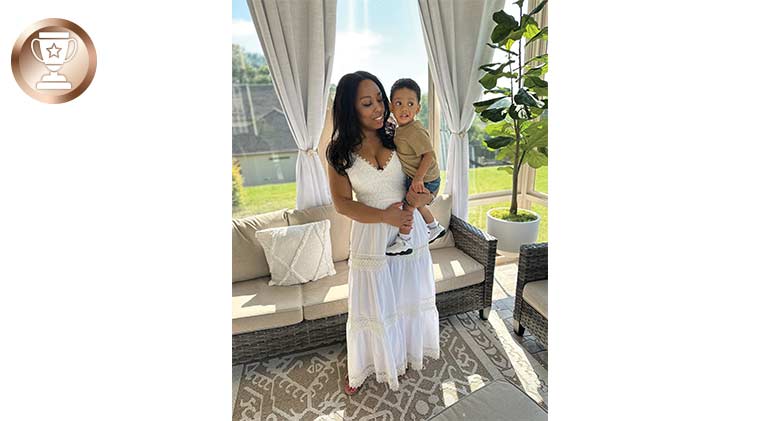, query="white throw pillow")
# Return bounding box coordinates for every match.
[255,219,337,286]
